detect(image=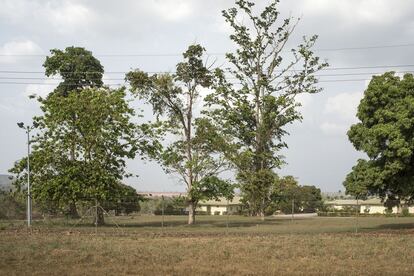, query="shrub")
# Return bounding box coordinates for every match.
[401,207,410,217]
